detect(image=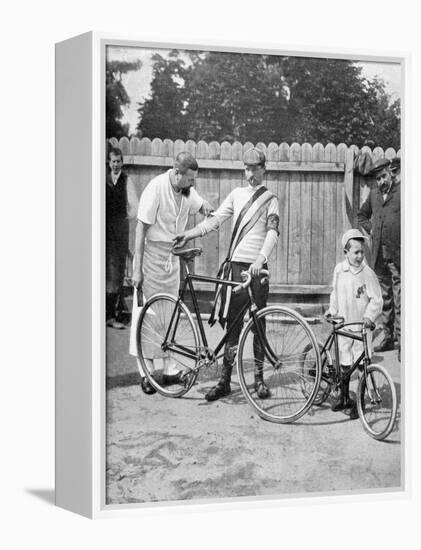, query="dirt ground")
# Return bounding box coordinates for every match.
[105,319,402,505]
